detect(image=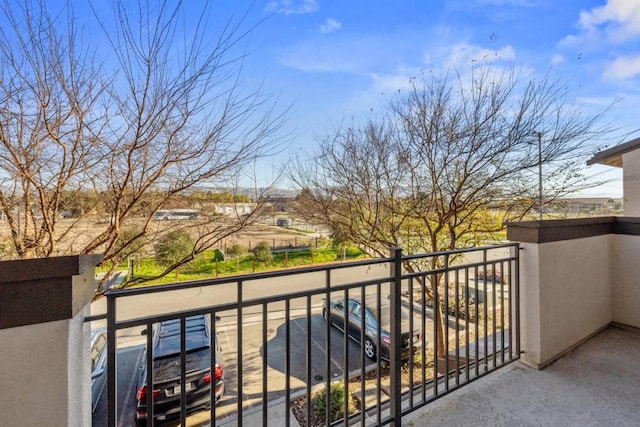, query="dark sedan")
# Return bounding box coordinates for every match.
[134,314,224,425]
[322,296,423,361]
